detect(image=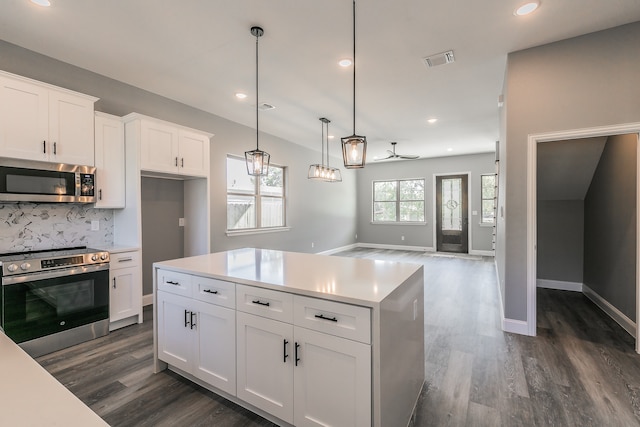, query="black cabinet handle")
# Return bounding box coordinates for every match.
[99,189,102,200]
[113,277,116,289]
[53,142,57,155]
[315,314,338,322]
[181,158,184,168]
[166,280,180,286]
[283,339,289,363]
[190,311,196,329]
[43,140,46,153]
[184,309,190,328]
[203,289,218,294]
[175,157,178,167]
[252,300,270,307]
[295,342,301,366]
